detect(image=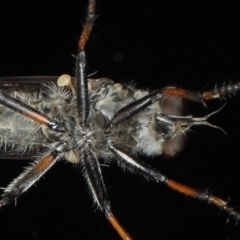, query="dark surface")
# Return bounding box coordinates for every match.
[0,0,240,240]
